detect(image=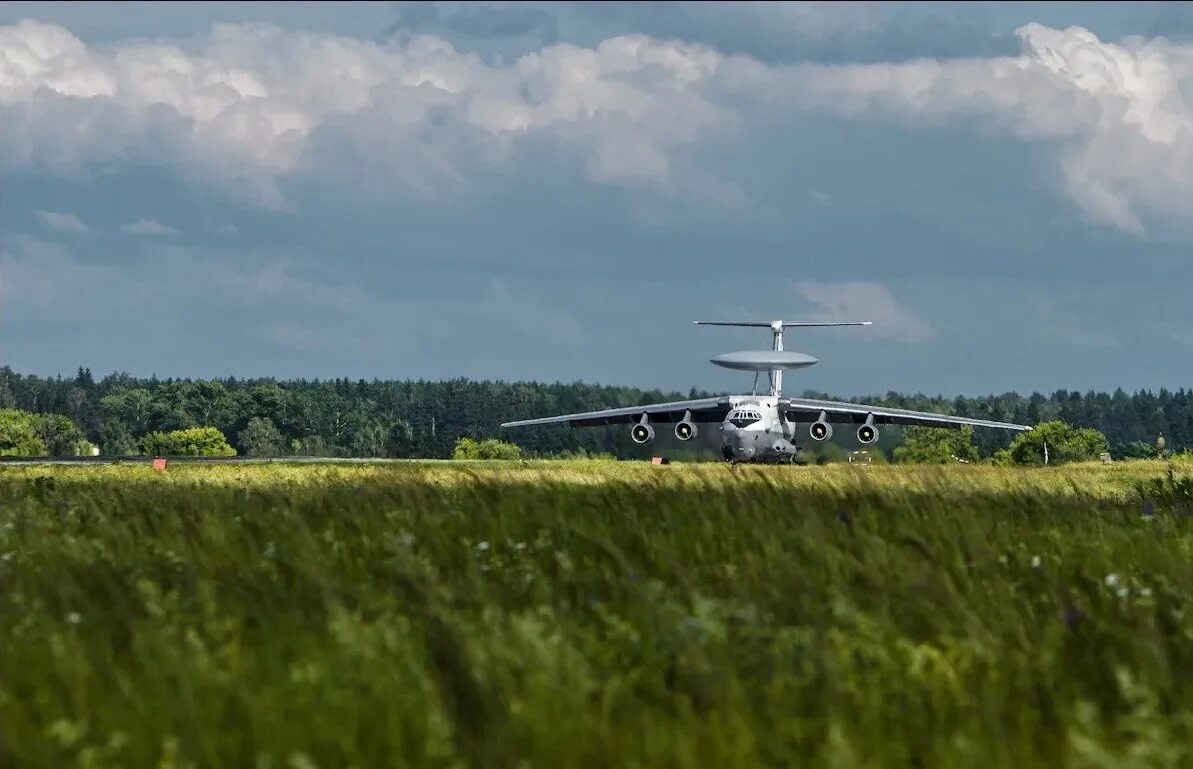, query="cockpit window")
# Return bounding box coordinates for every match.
[728,409,761,428]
